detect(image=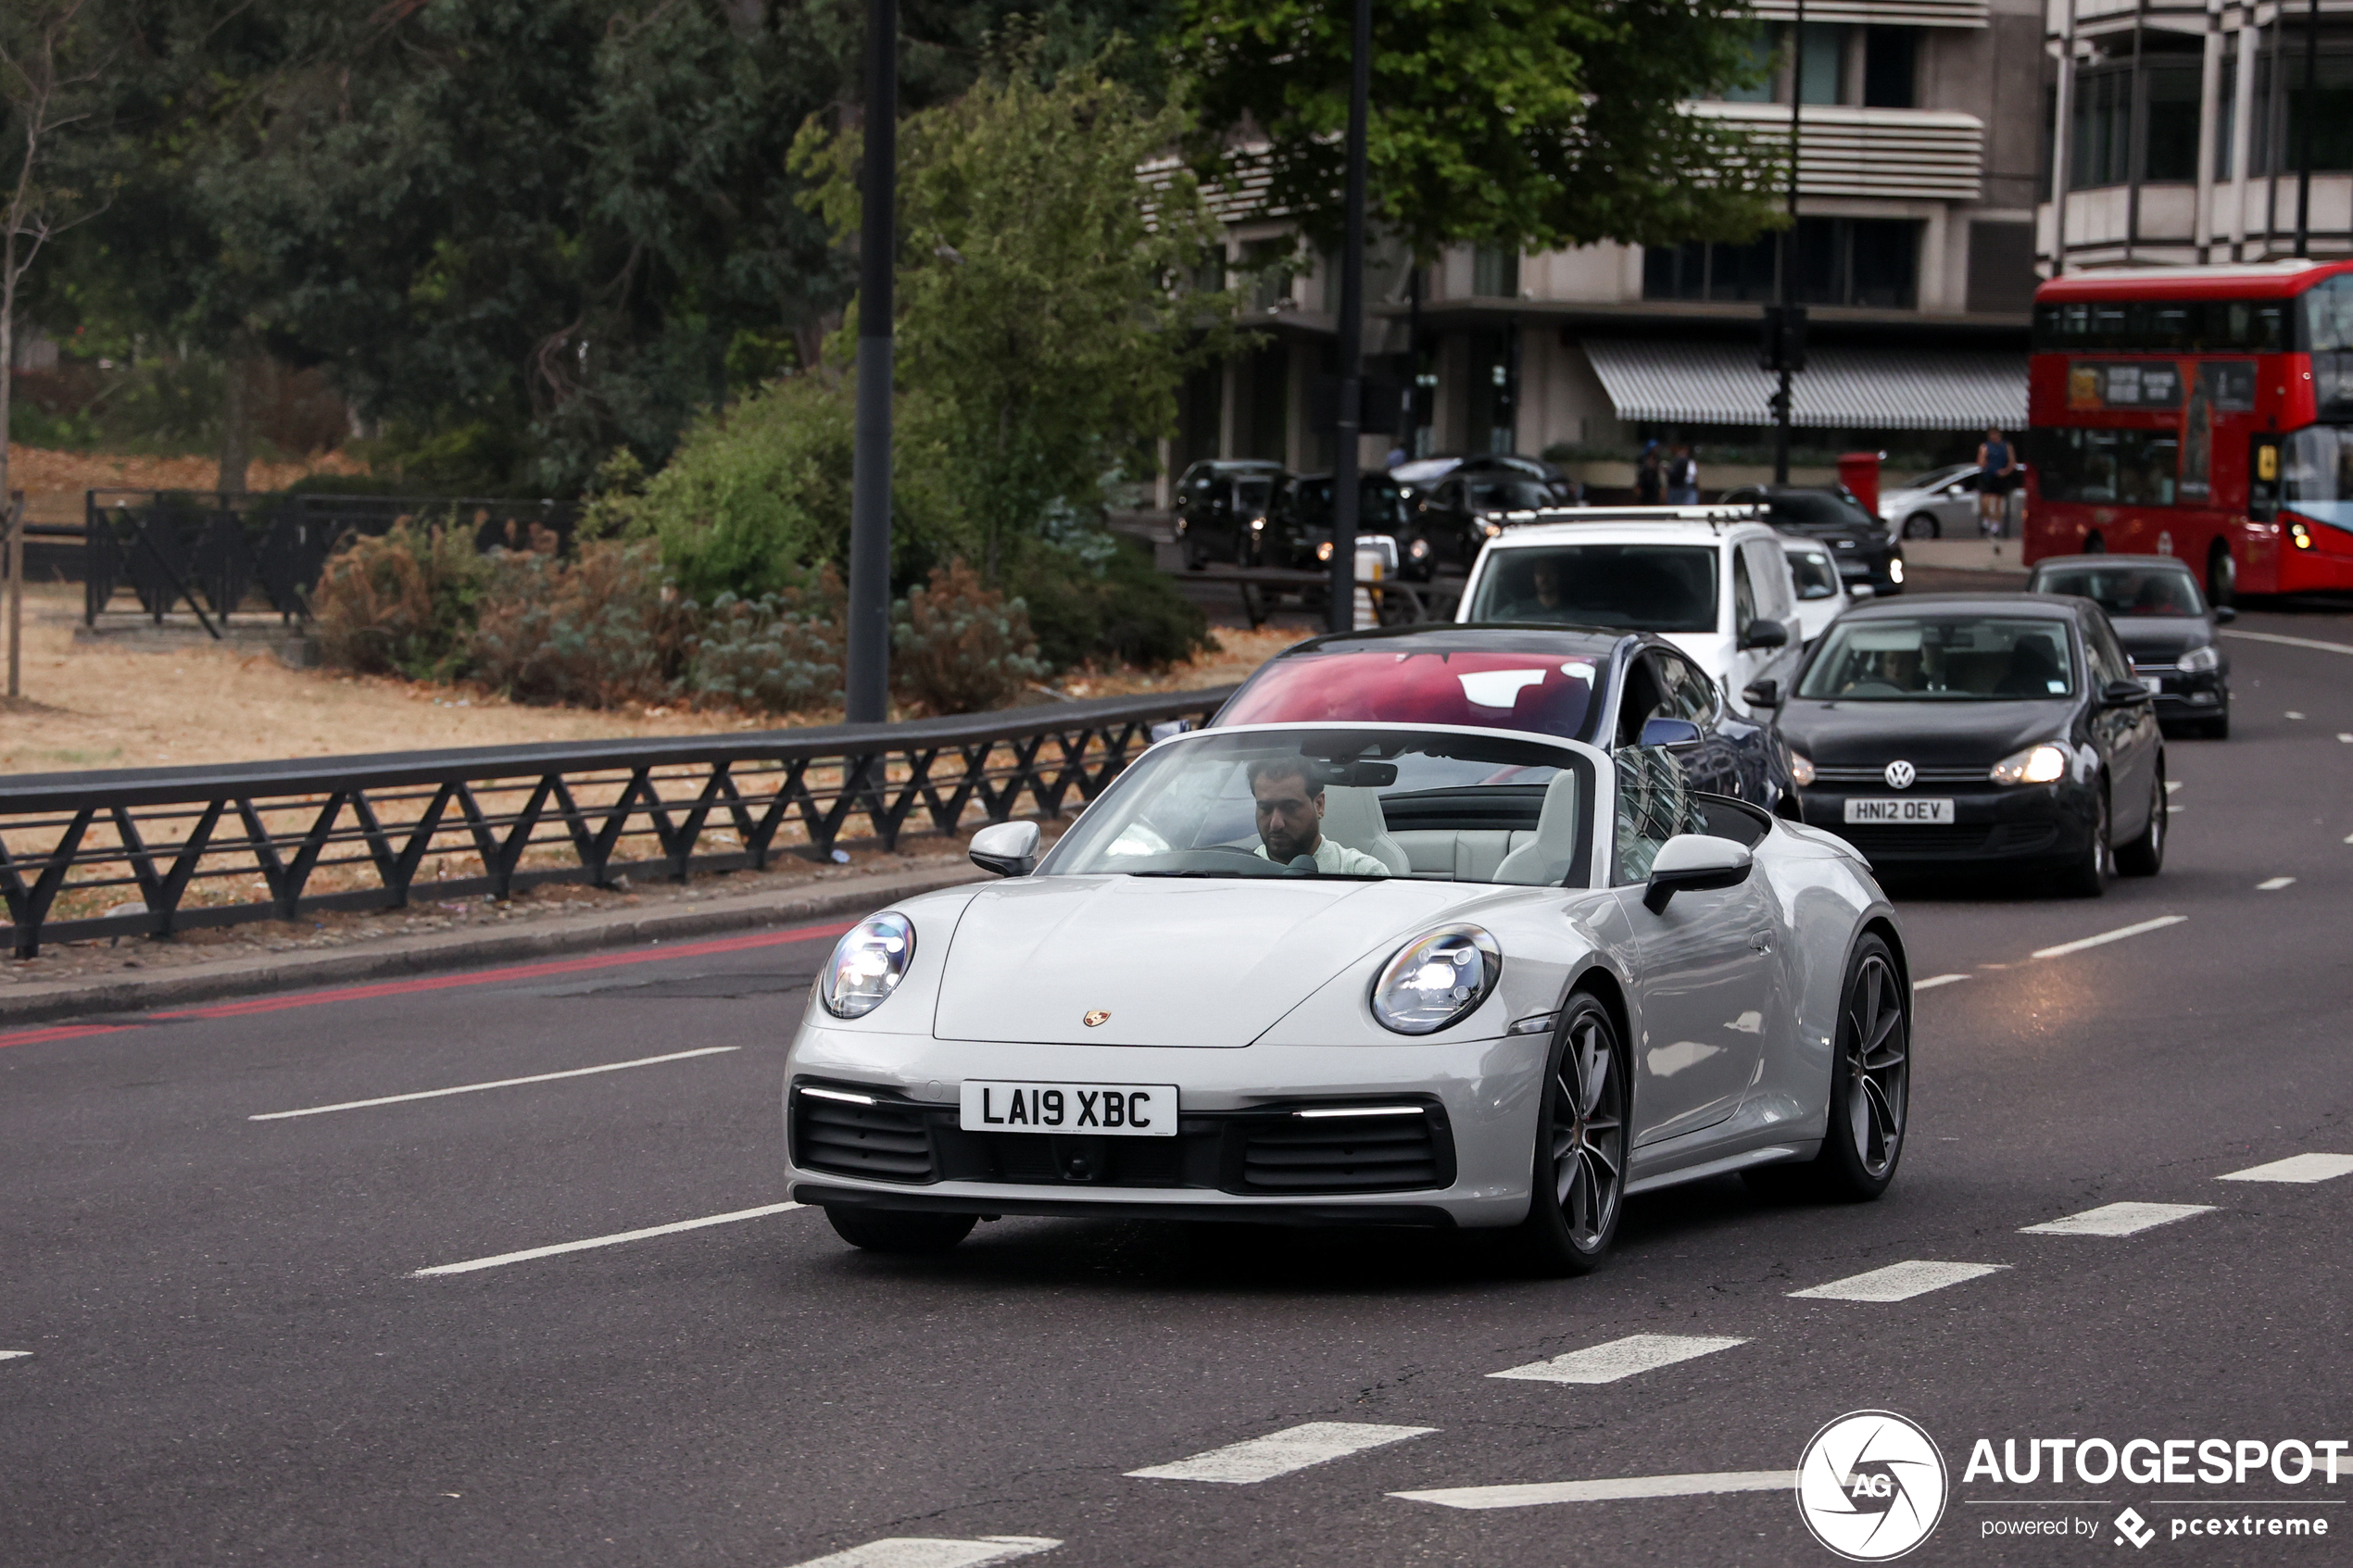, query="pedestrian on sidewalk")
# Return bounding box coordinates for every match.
[1666,443,1700,505]
[1634,441,1665,505]
[1976,425,2018,538]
